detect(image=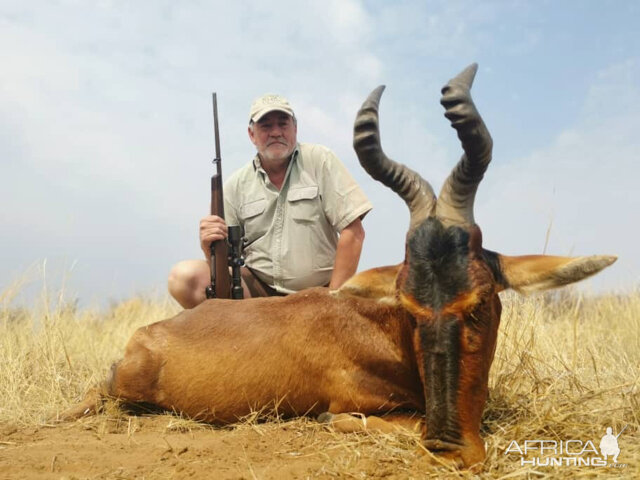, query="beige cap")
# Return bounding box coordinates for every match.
[249,94,295,123]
